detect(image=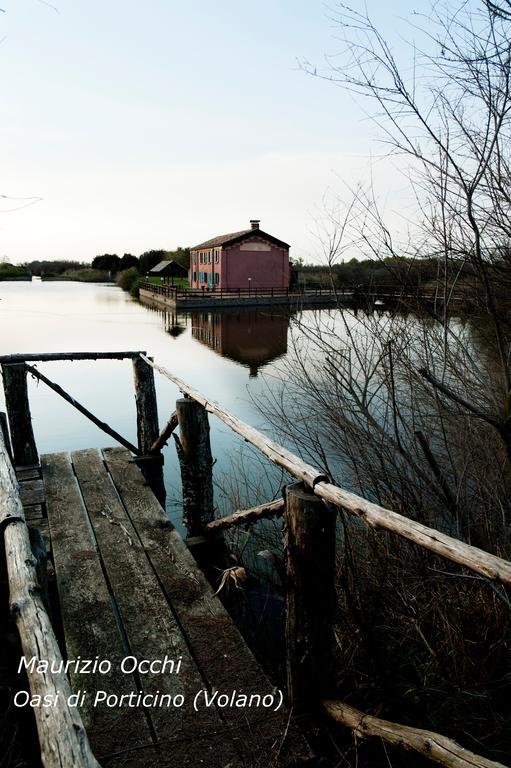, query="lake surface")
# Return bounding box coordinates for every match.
[0,279,305,528]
